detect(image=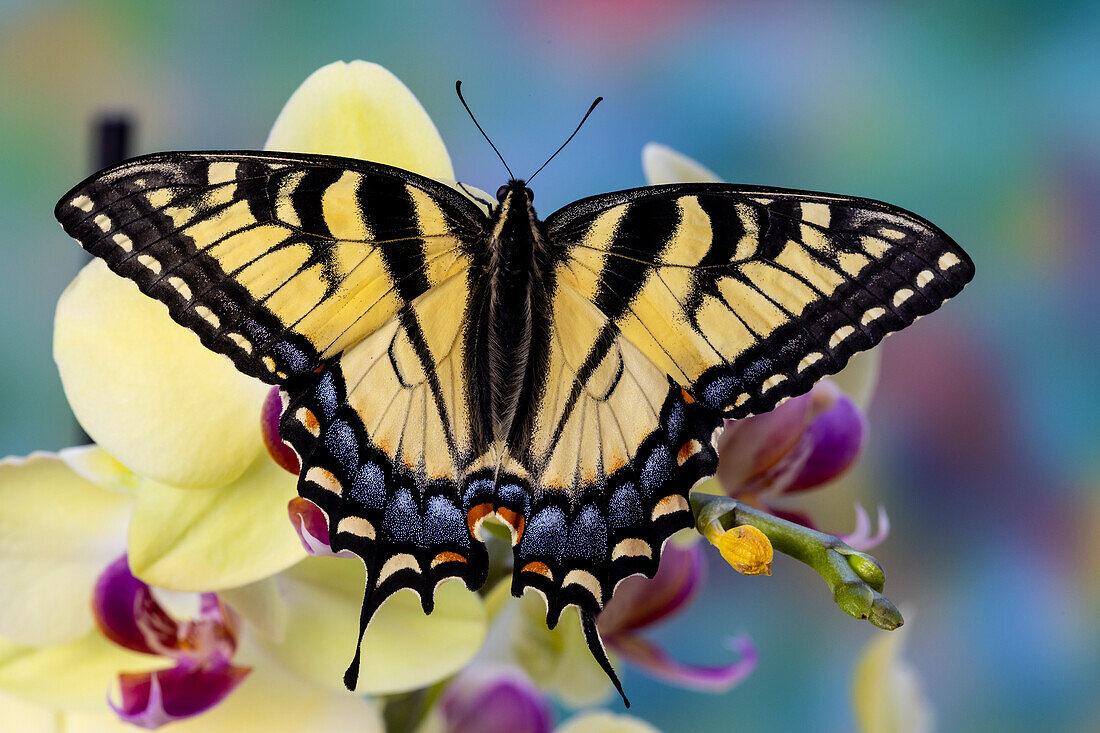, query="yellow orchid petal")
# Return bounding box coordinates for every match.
[555,711,663,733]
[54,260,269,488]
[642,142,721,185]
[0,632,164,710]
[265,60,454,180]
[512,593,611,707]
[260,555,486,695]
[852,623,933,733]
[0,450,131,645]
[57,445,137,495]
[641,143,881,407]
[60,656,384,733]
[127,453,304,591]
[0,688,59,732]
[831,350,881,410]
[218,577,289,643]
